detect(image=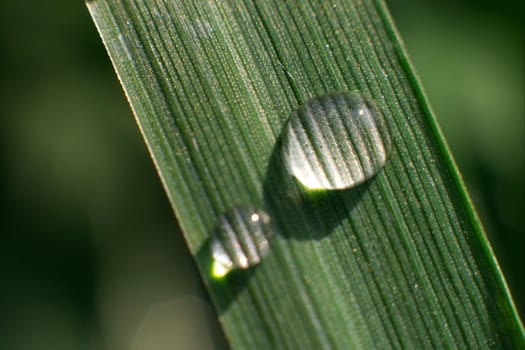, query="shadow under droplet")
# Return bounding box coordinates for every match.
[195,239,255,314]
[262,136,369,241]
